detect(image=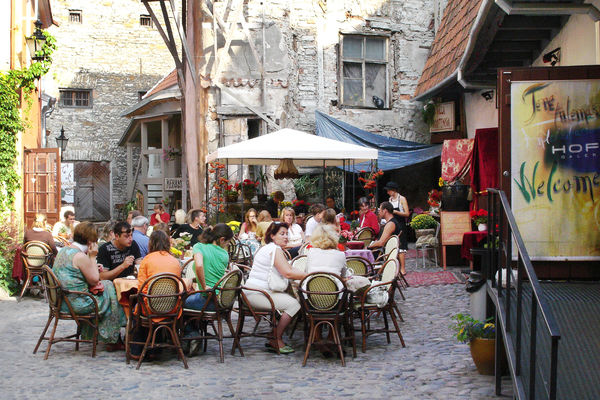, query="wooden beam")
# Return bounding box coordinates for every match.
[498,15,562,30]
[490,40,541,52]
[495,29,551,41]
[169,0,197,83]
